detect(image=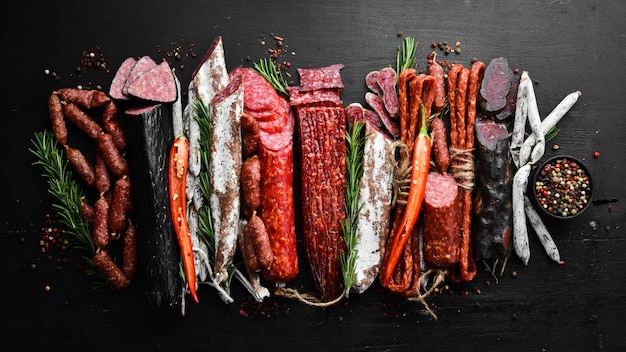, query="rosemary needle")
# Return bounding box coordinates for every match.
[253,58,289,97]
